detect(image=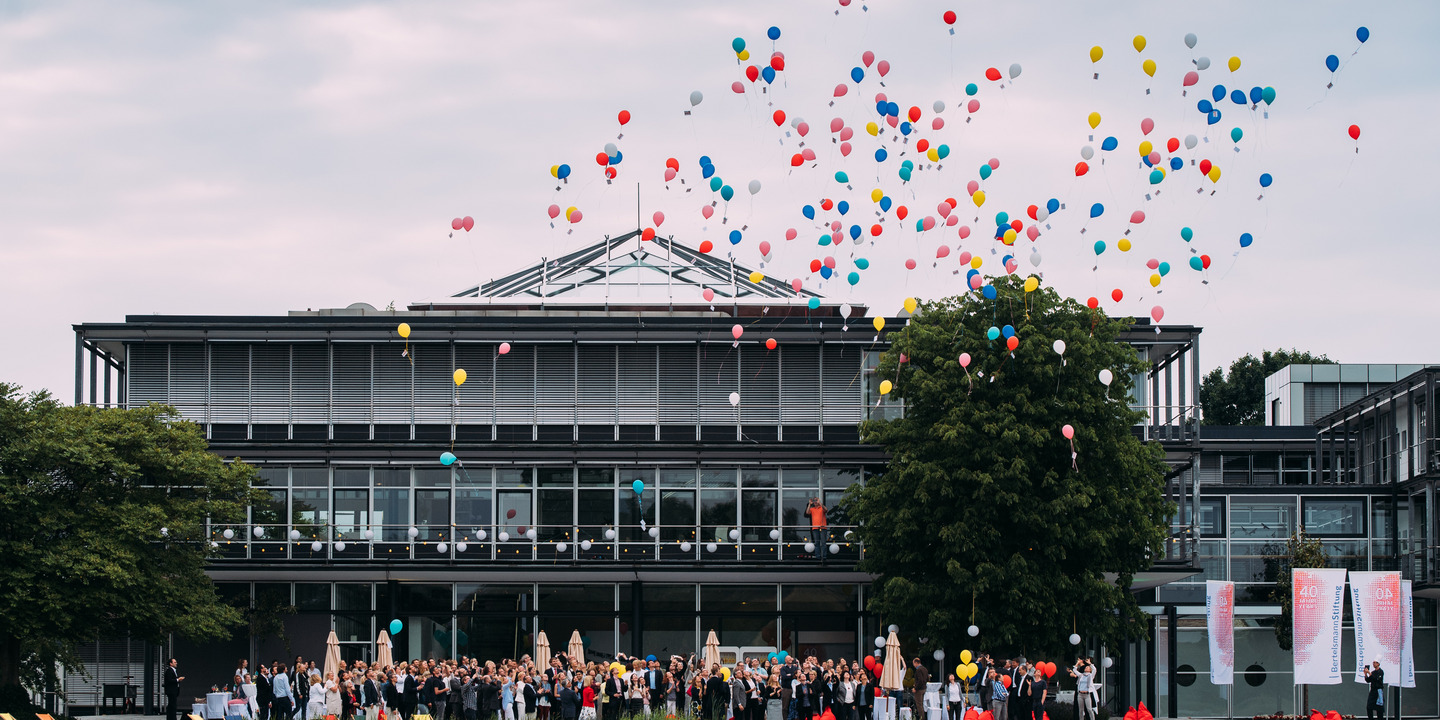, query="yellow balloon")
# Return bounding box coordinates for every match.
[1117,238,1132,252]
[903,297,918,314]
[956,665,965,678]
[550,165,560,179]
[737,49,750,61]
[866,122,879,136]
[453,368,467,386]
[1023,276,1039,292]
[1087,111,1101,129]
[970,256,983,269]
[1132,35,1146,53]
[879,380,892,395]
[960,650,973,665]
[967,663,978,678]
[972,190,986,207]
[1149,273,1162,287]
[397,323,411,339]
[1089,45,1103,63]
[749,271,764,284]
[1138,141,1153,157]
[873,316,886,332]
[1208,166,1221,183]
[871,188,884,203]
[927,148,940,162]
[720,667,731,681]
[611,663,624,674]
[1002,228,1016,245]
[1142,59,1156,77]
[565,206,578,221]
[1228,56,1241,72]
